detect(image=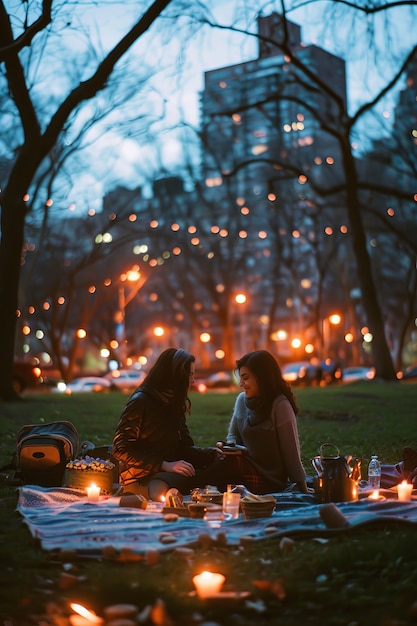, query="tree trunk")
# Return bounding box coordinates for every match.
[0,194,27,400]
[0,0,173,400]
[342,139,397,380]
